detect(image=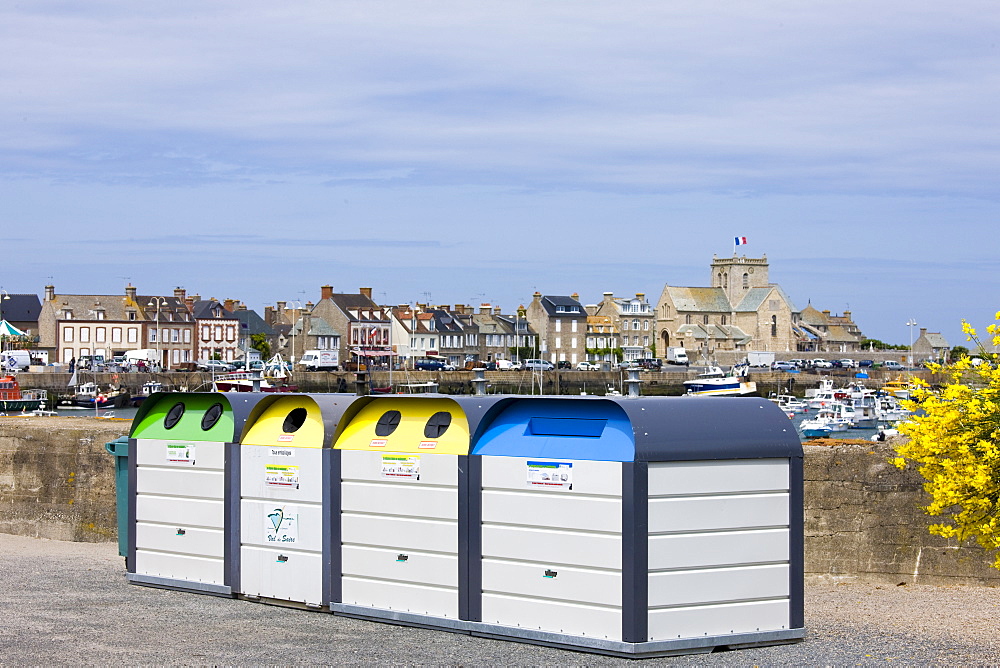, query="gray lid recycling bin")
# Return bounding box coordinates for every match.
[104,436,130,558]
[237,393,354,608]
[467,395,804,657]
[126,392,265,596]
